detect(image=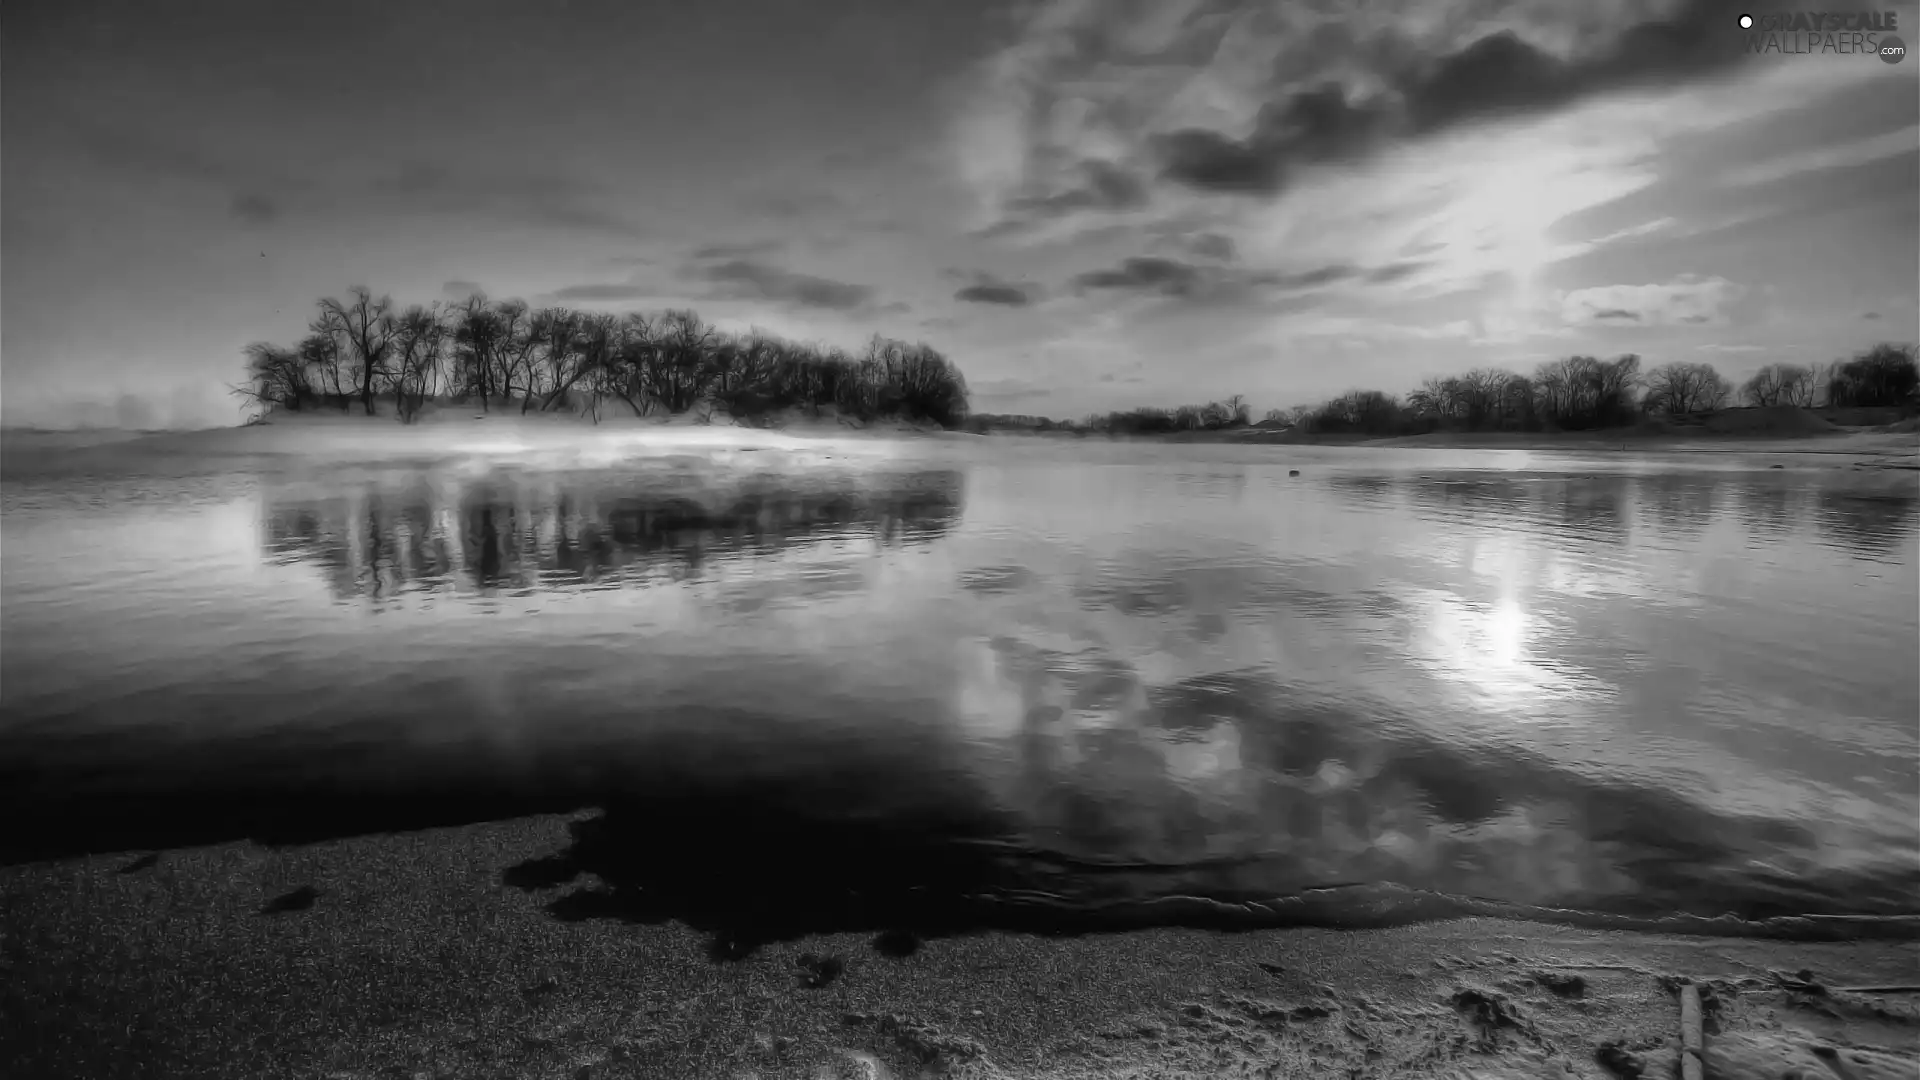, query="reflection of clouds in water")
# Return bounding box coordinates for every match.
[1399,589,1599,714]
[952,652,1917,915]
